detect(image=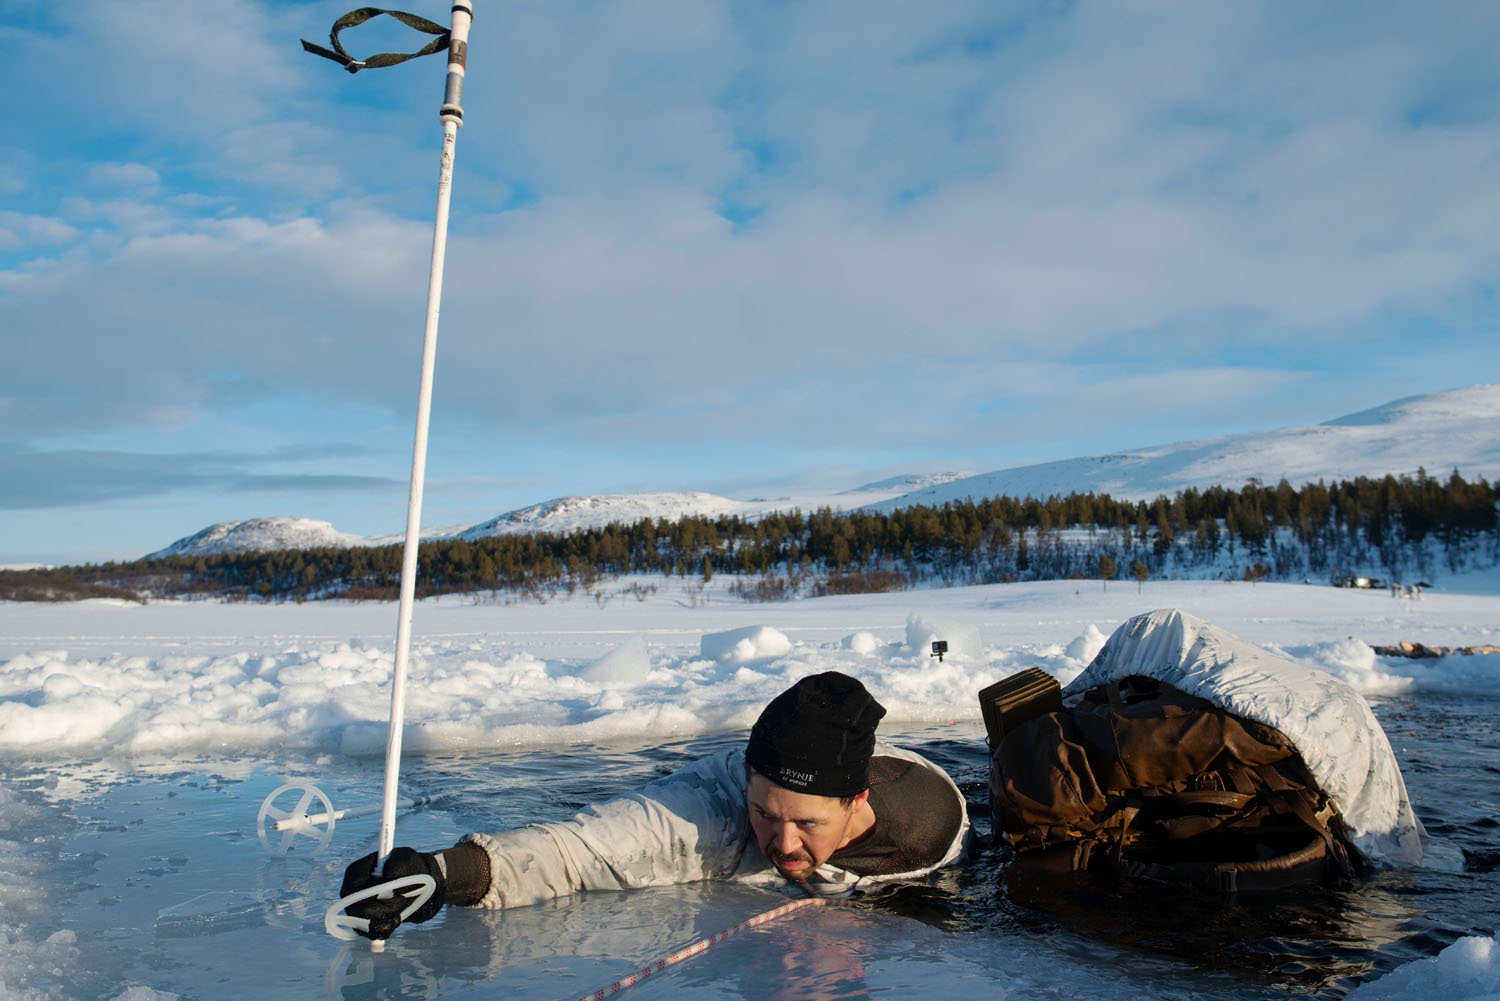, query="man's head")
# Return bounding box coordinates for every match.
[744,672,886,878]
